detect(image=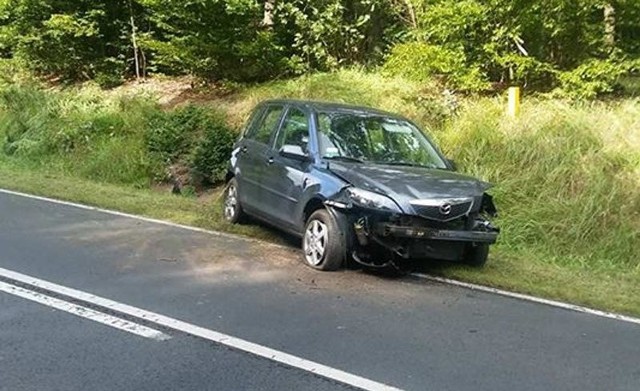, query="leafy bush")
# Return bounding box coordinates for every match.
[190,115,236,184]
[383,42,490,92]
[145,105,204,162]
[493,54,558,91]
[556,59,631,99]
[273,0,402,73]
[0,83,236,187]
[145,104,235,184]
[141,1,289,82]
[4,2,140,83]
